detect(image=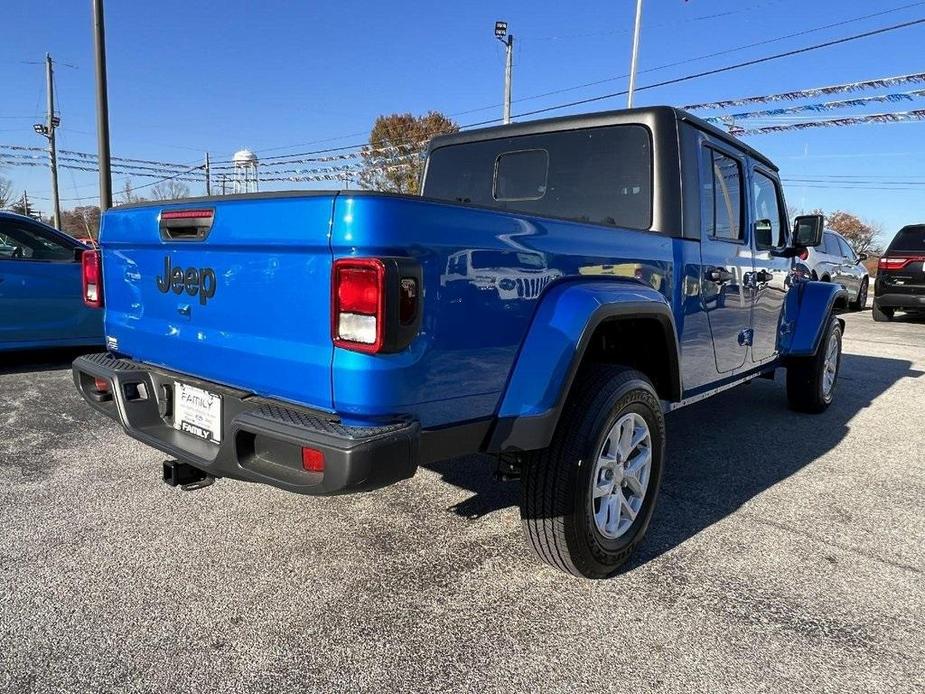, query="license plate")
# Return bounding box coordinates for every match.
[173,382,222,443]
